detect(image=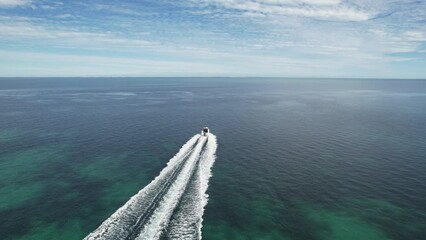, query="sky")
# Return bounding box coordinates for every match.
[0,0,425,78]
